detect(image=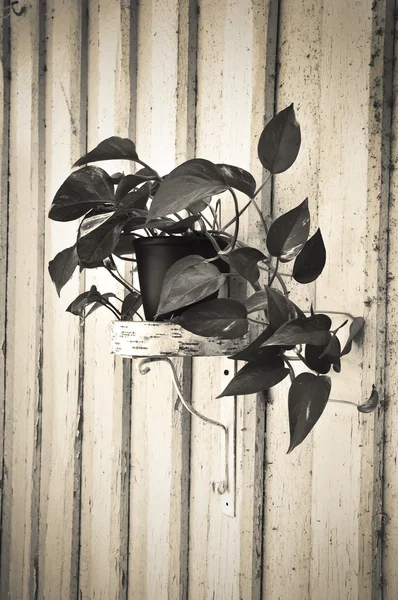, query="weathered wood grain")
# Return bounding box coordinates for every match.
[312,2,393,598]
[78,1,133,598]
[0,3,46,598]
[189,1,276,598]
[266,1,394,600]
[128,1,196,597]
[381,1,398,598]
[38,2,86,599]
[263,1,322,597]
[0,0,10,557]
